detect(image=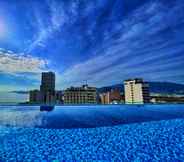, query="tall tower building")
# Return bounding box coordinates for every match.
[124,78,150,104]
[40,72,56,104]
